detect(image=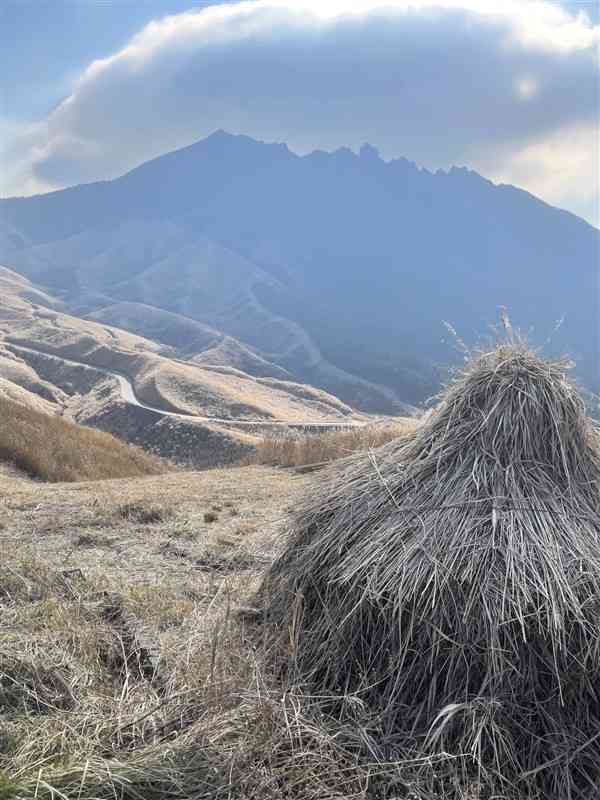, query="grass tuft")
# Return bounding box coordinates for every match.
[117,502,174,525]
